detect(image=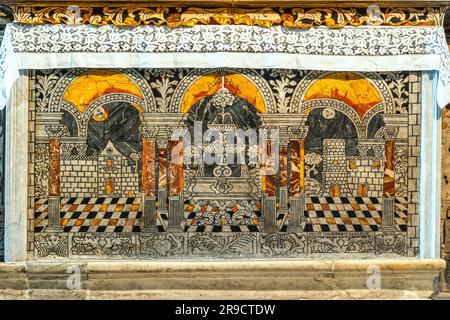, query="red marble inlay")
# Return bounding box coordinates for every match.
[262,139,276,196]
[289,140,305,196]
[384,140,395,196]
[142,139,156,197]
[279,145,288,187]
[169,140,183,196]
[48,138,60,196]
